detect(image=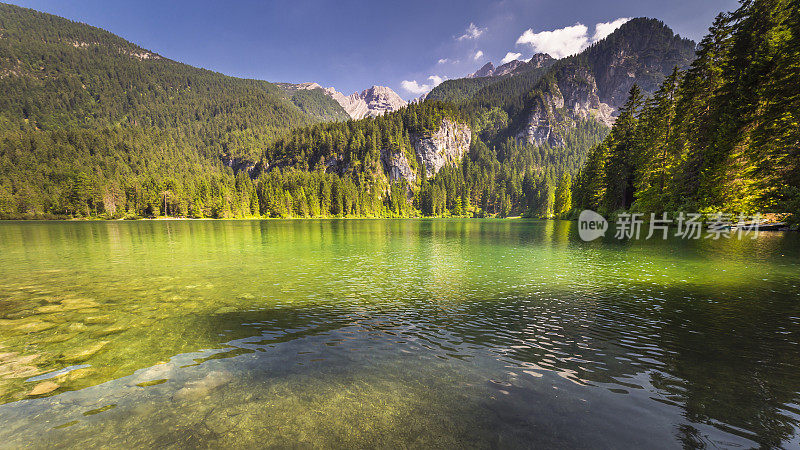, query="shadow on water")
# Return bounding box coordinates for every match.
[0,219,798,447]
